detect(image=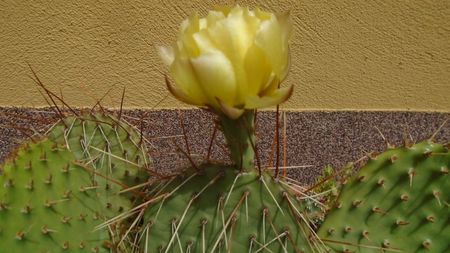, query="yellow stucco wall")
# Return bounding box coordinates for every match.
[0,0,449,111]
